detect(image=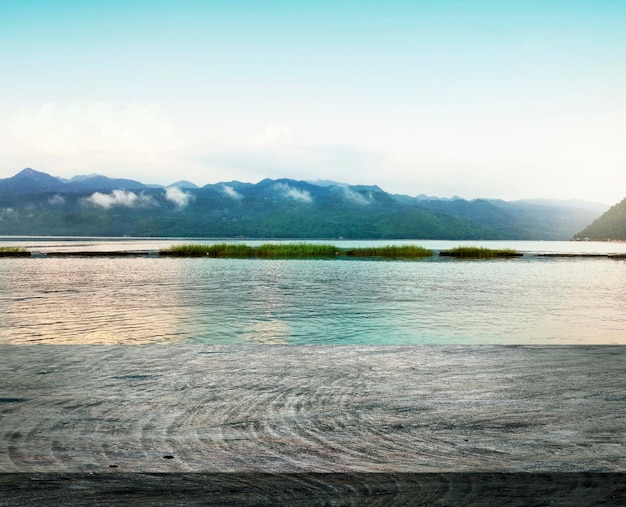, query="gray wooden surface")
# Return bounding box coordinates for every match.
[1,345,624,504]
